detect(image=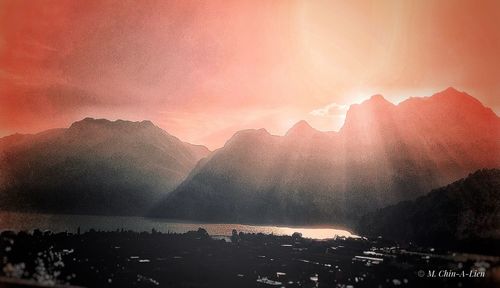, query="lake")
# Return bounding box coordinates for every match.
[0,211,355,239]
